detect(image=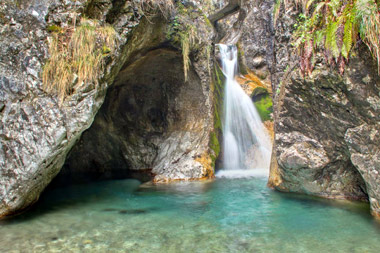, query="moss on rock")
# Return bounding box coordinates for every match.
[209,62,225,167]
[253,94,273,122]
